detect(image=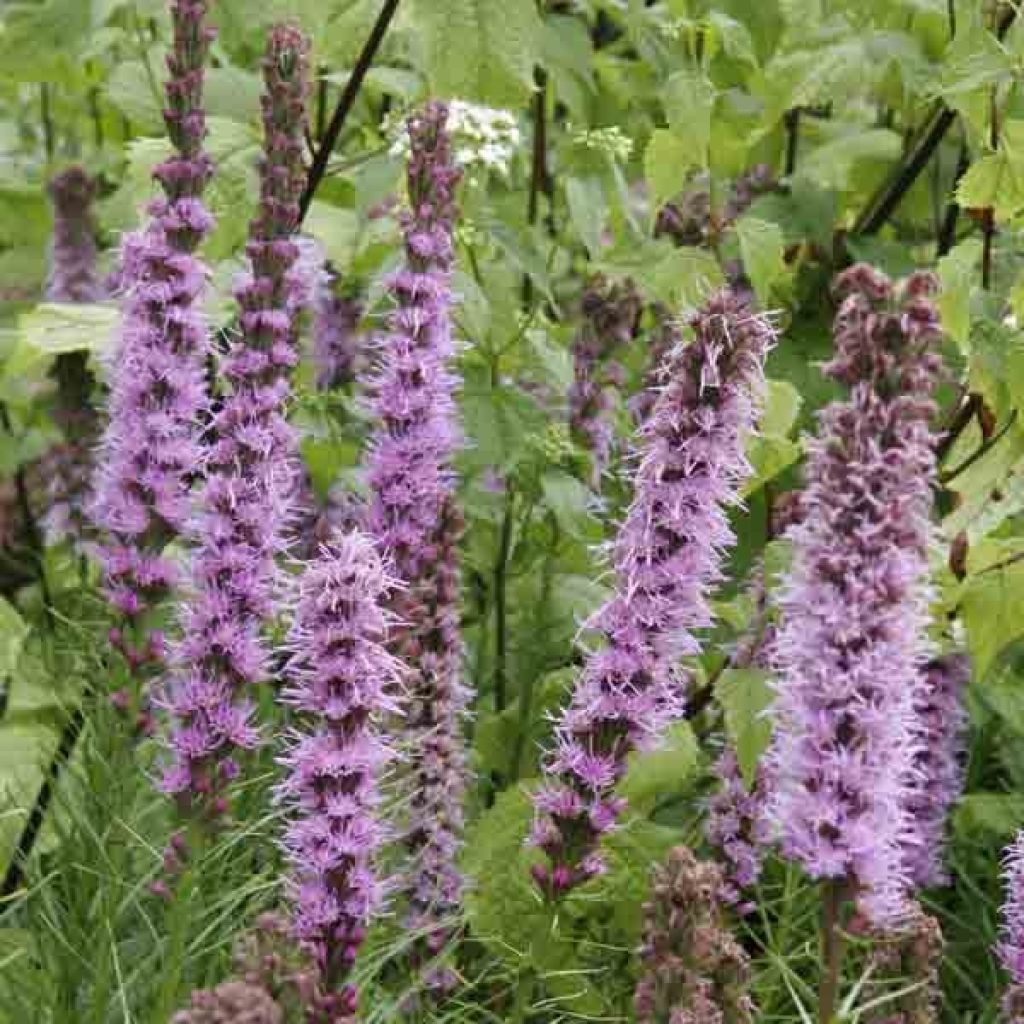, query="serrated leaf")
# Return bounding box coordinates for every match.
[959,560,1024,679]
[716,668,774,785]
[660,70,714,168]
[644,129,691,212]
[304,202,359,269]
[618,722,698,813]
[735,215,787,305]
[409,0,542,106]
[18,303,118,357]
[540,471,596,541]
[937,238,982,351]
[760,378,803,438]
[564,175,608,257]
